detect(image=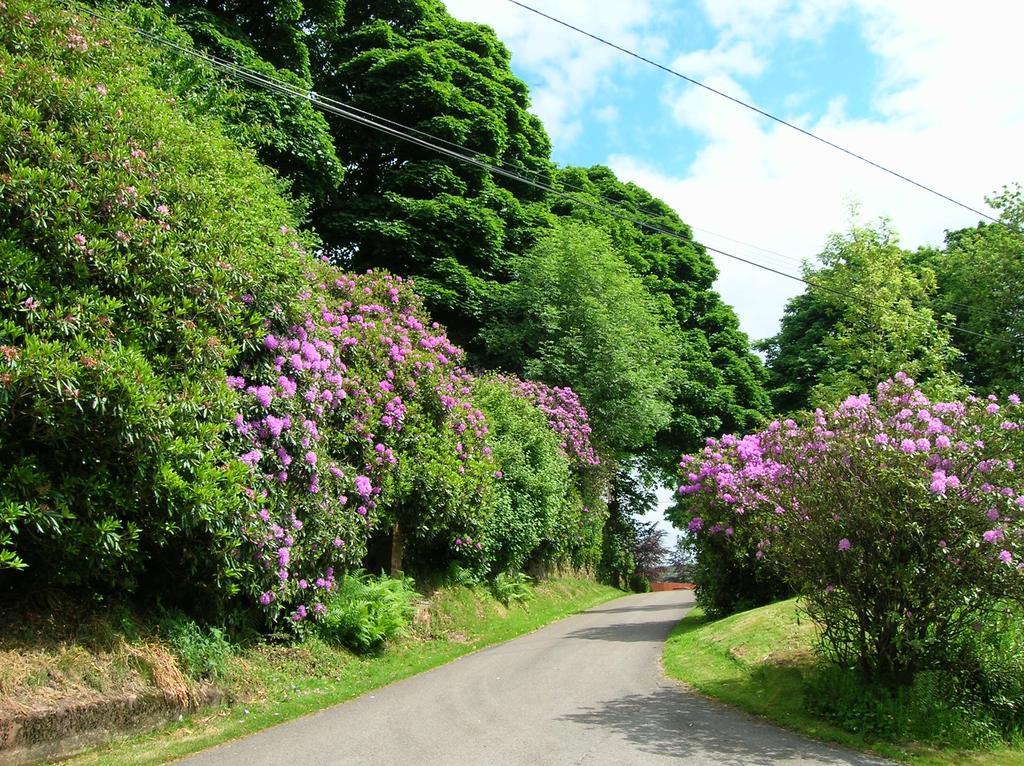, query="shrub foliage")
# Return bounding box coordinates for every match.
[677,373,1024,684]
